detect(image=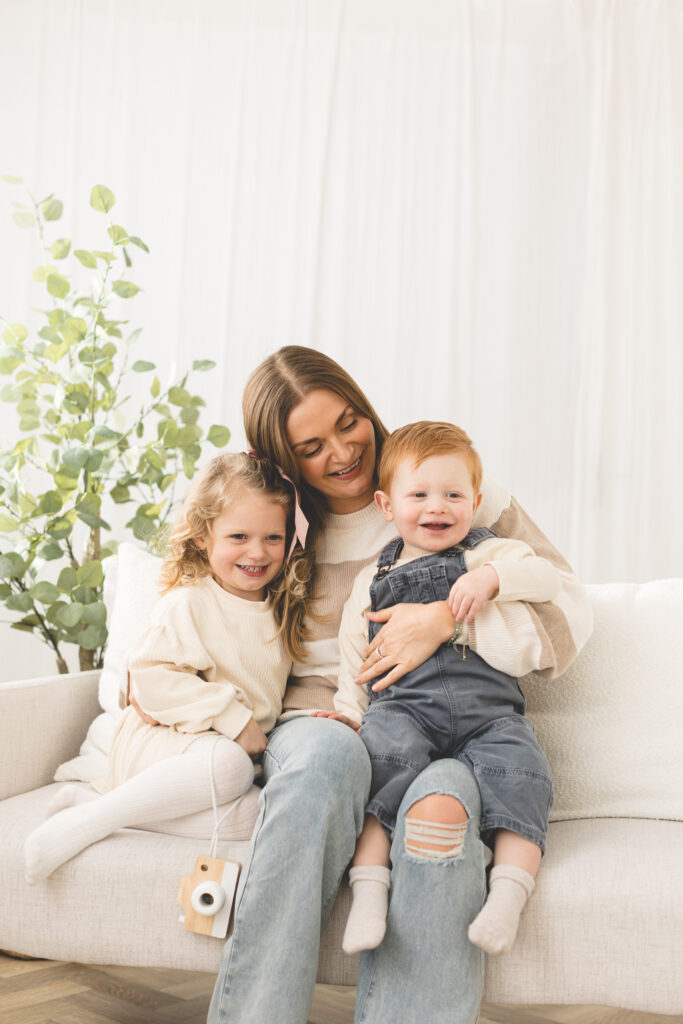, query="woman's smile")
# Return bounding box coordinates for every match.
[328,454,363,478]
[287,389,377,514]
